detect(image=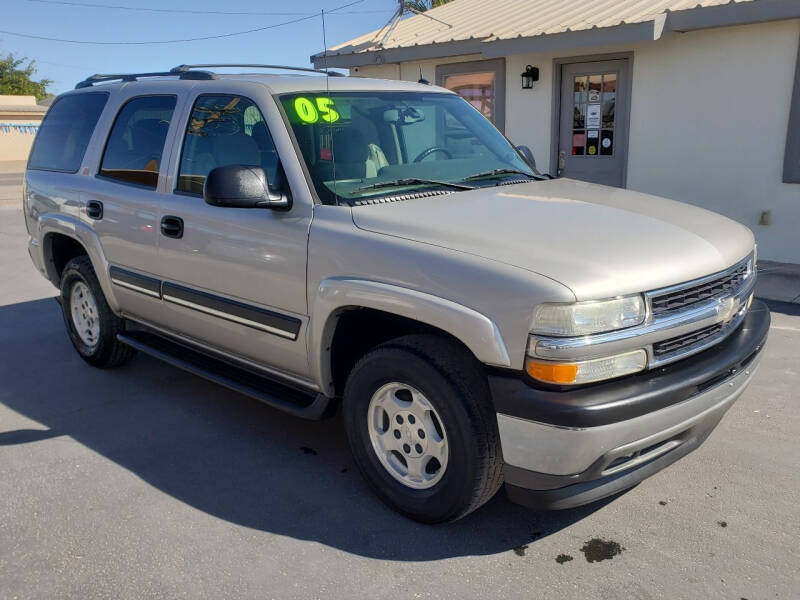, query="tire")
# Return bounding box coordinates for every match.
[343,334,503,523]
[59,255,136,368]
